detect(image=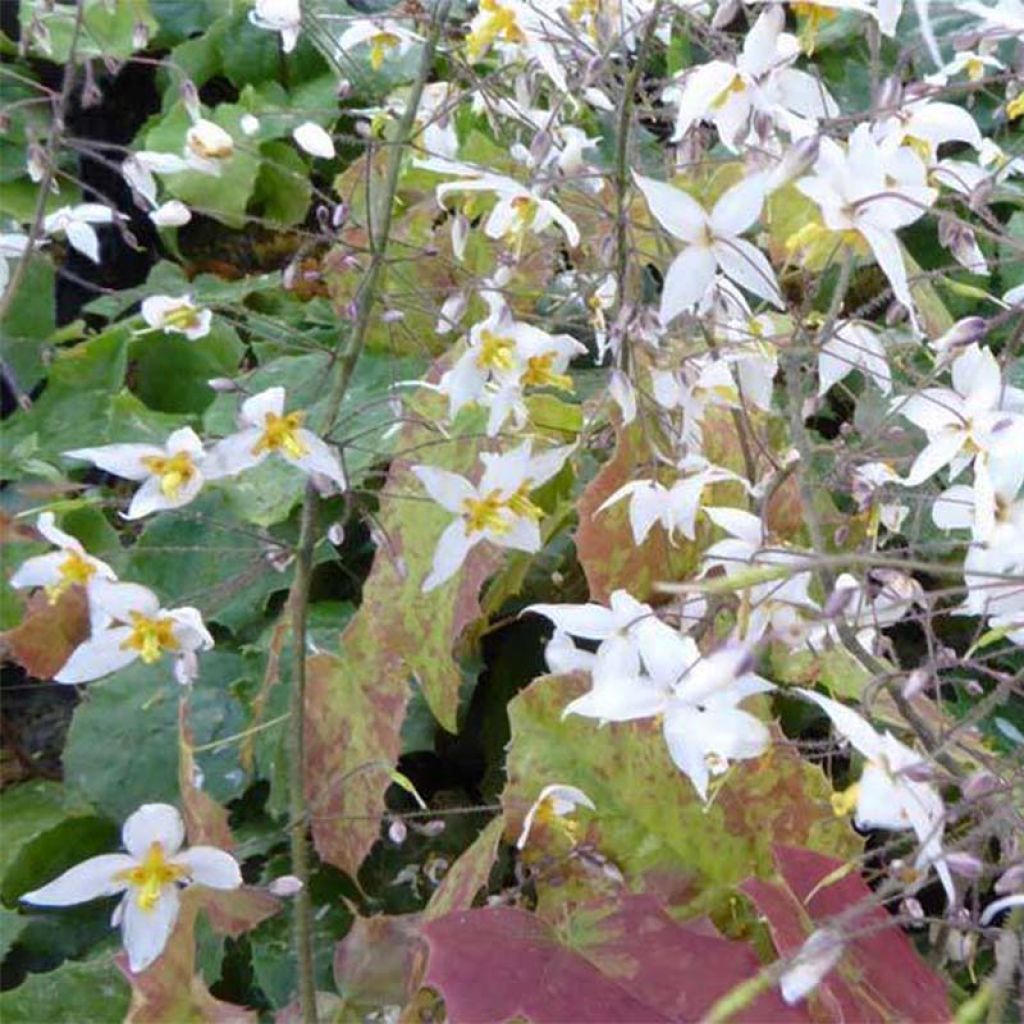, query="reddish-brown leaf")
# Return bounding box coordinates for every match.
[306,386,502,877]
[423,895,806,1023]
[743,846,951,1022]
[333,914,427,1009]
[0,587,89,679]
